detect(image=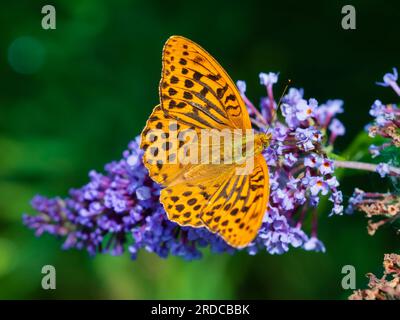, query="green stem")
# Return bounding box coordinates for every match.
[334,160,400,176]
